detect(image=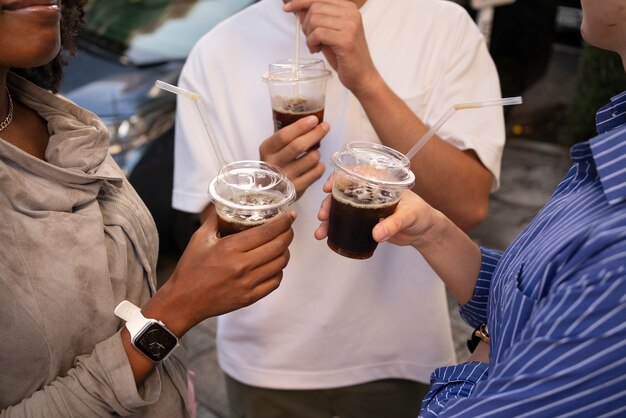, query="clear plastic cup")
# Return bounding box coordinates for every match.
[208,161,296,237]
[263,58,331,136]
[327,142,415,259]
